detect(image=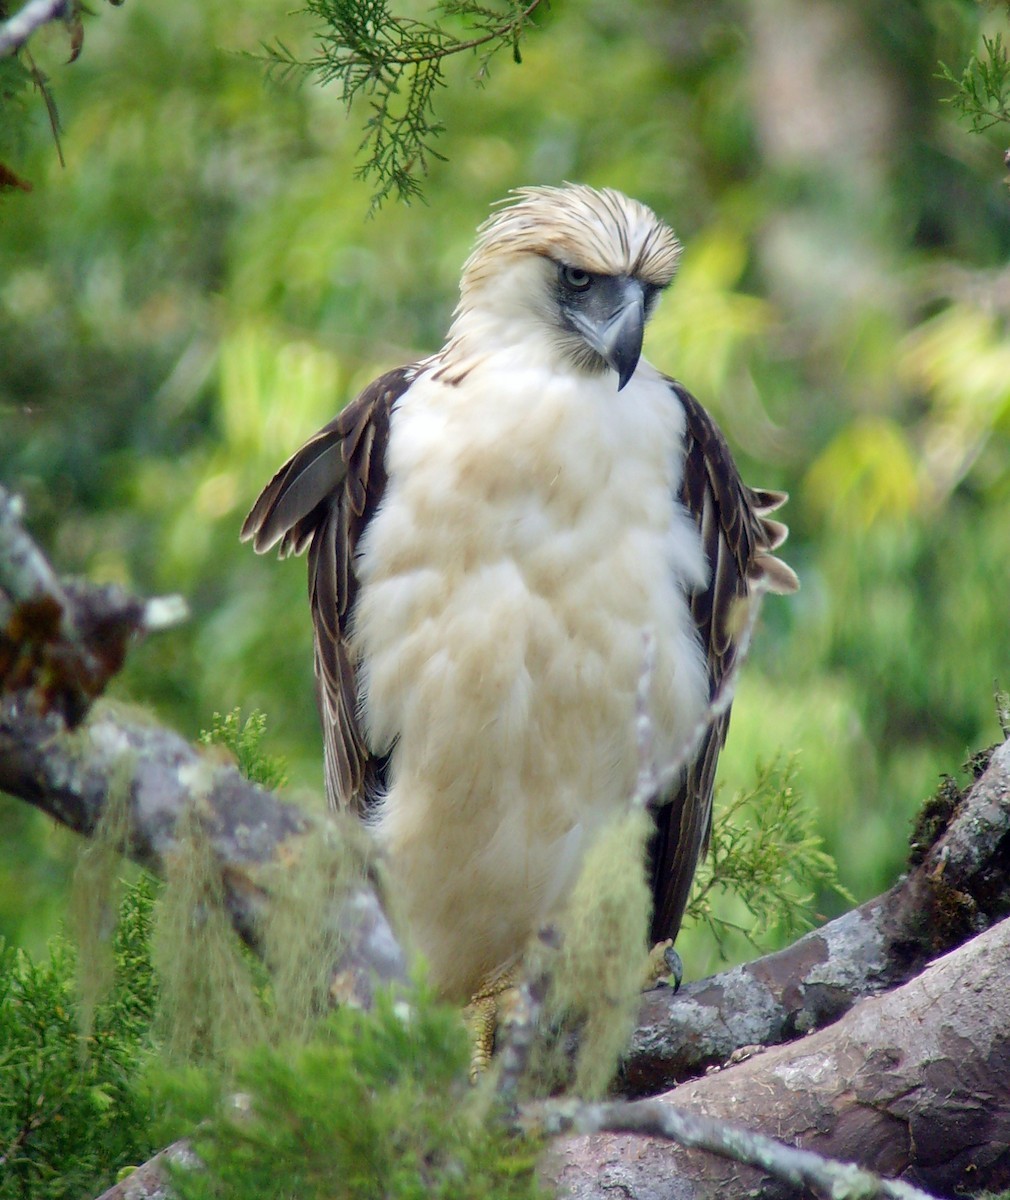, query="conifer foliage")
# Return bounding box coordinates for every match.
[0,876,159,1199]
